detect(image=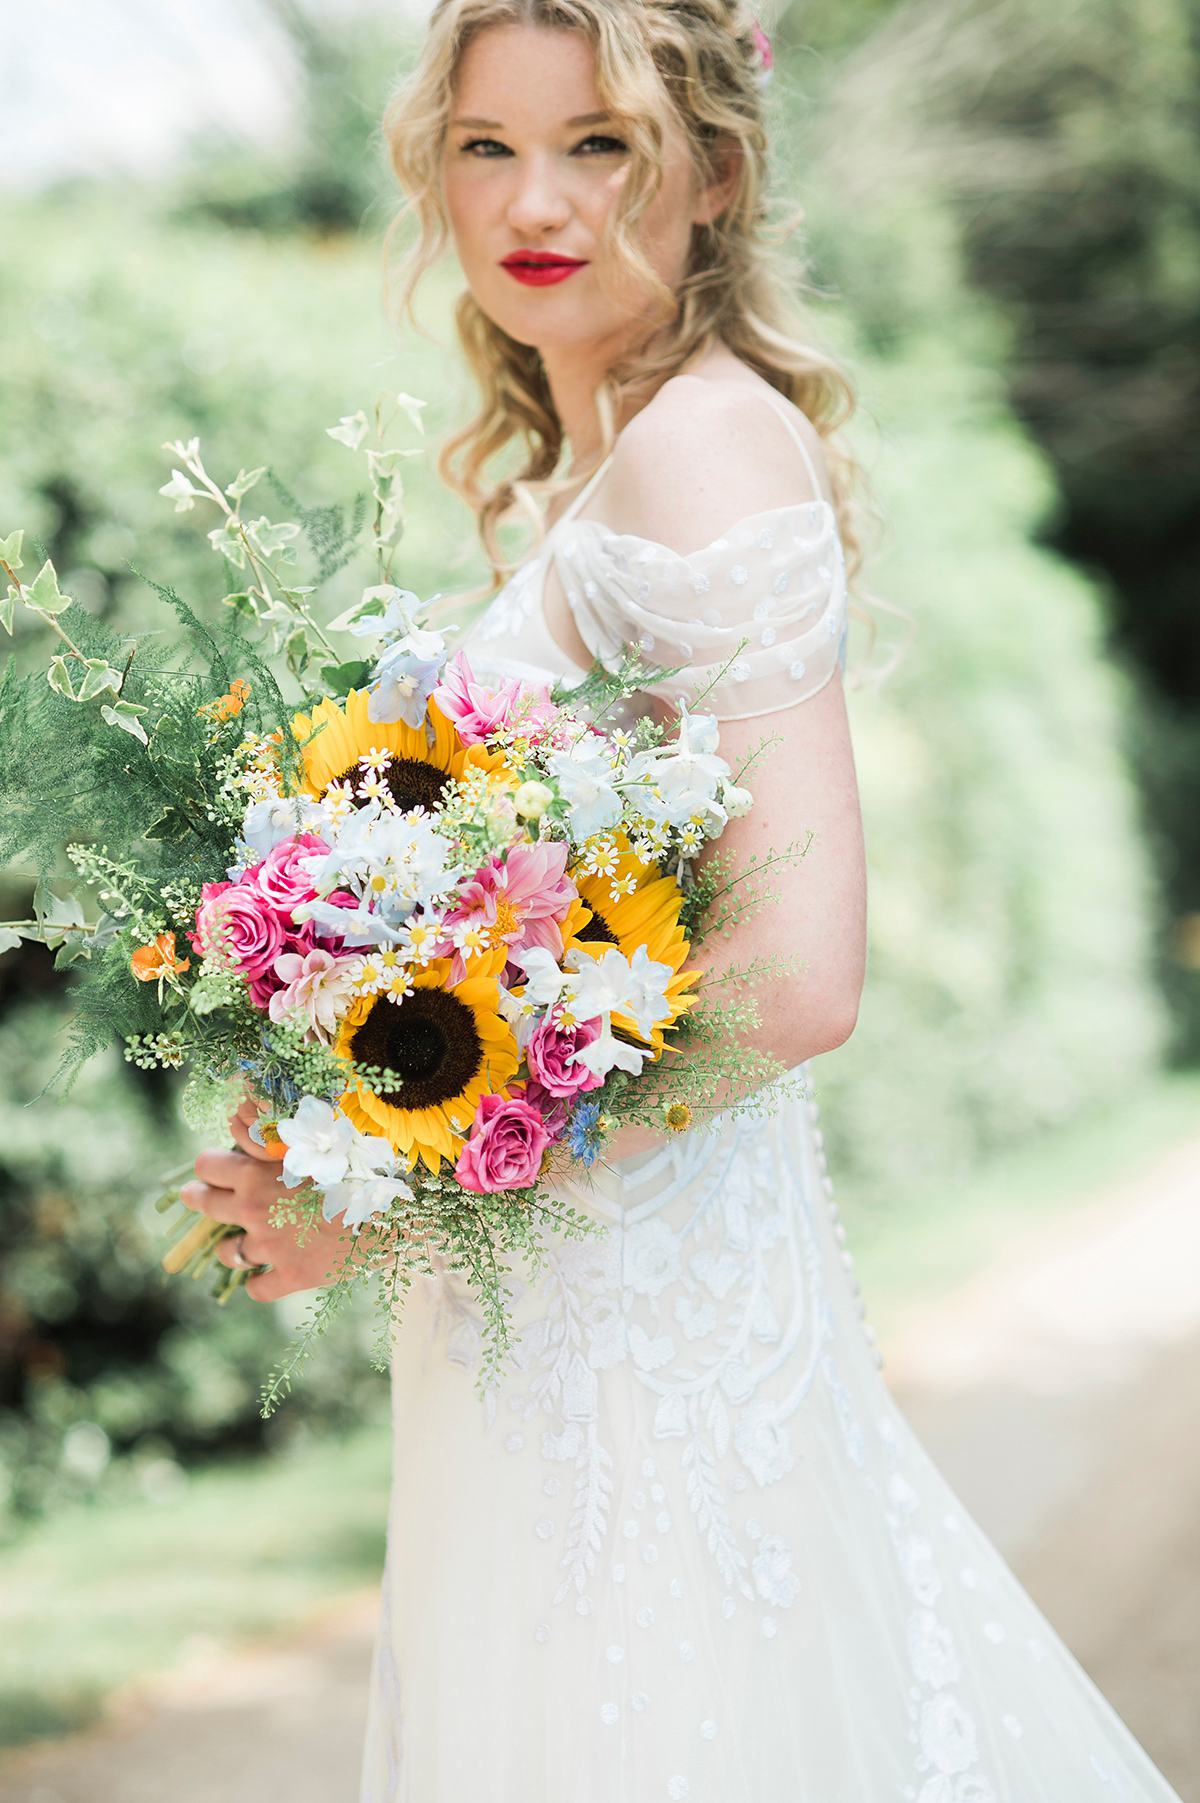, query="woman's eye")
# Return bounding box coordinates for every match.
[572,133,628,157]
[459,137,512,158]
